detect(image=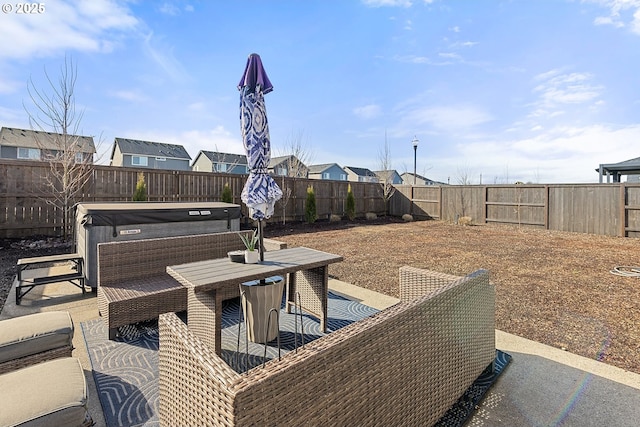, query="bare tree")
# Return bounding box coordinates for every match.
[377,133,396,216]
[275,129,314,223]
[24,56,96,240]
[277,129,314,178]
[211,145,240,173]
[455,166,473,219]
